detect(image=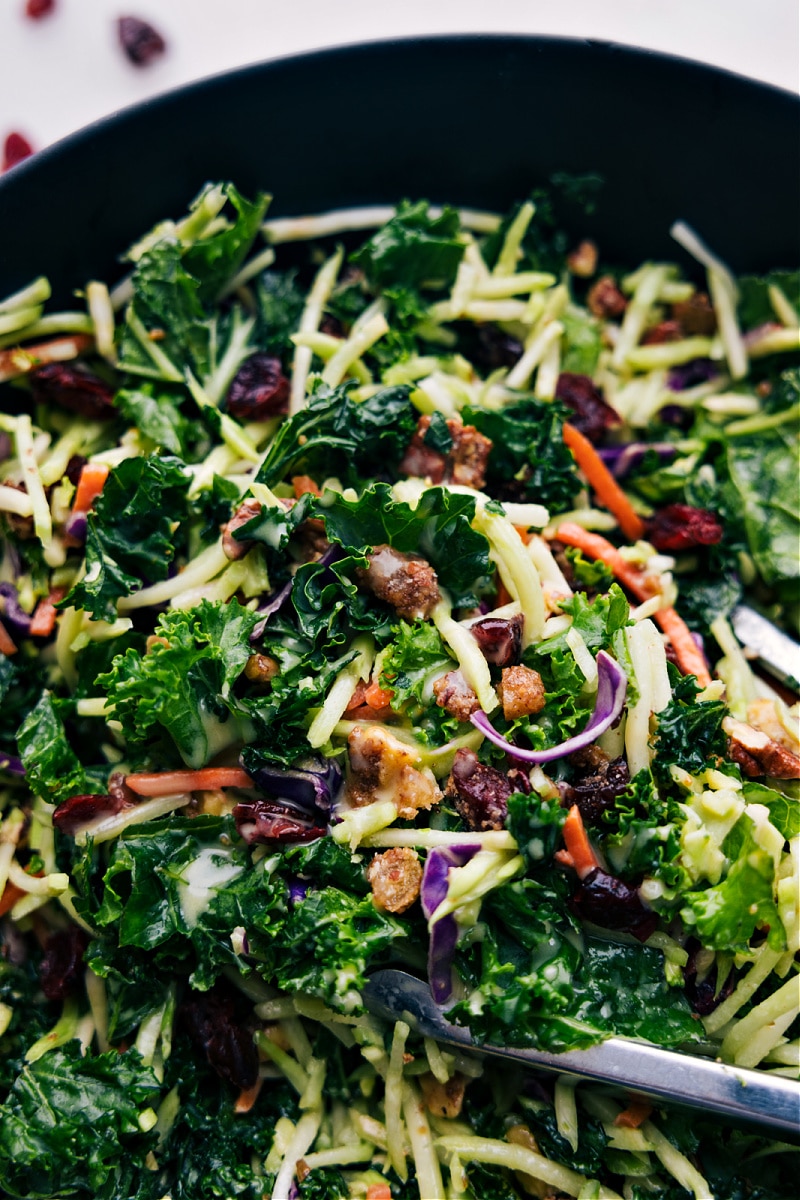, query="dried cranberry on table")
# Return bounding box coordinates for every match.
[117,15,167,66]
[555,372,619,443]
[25,0,56,17]
[647,503,723,553]
[2,132,34,172]
[226,354,290,420]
